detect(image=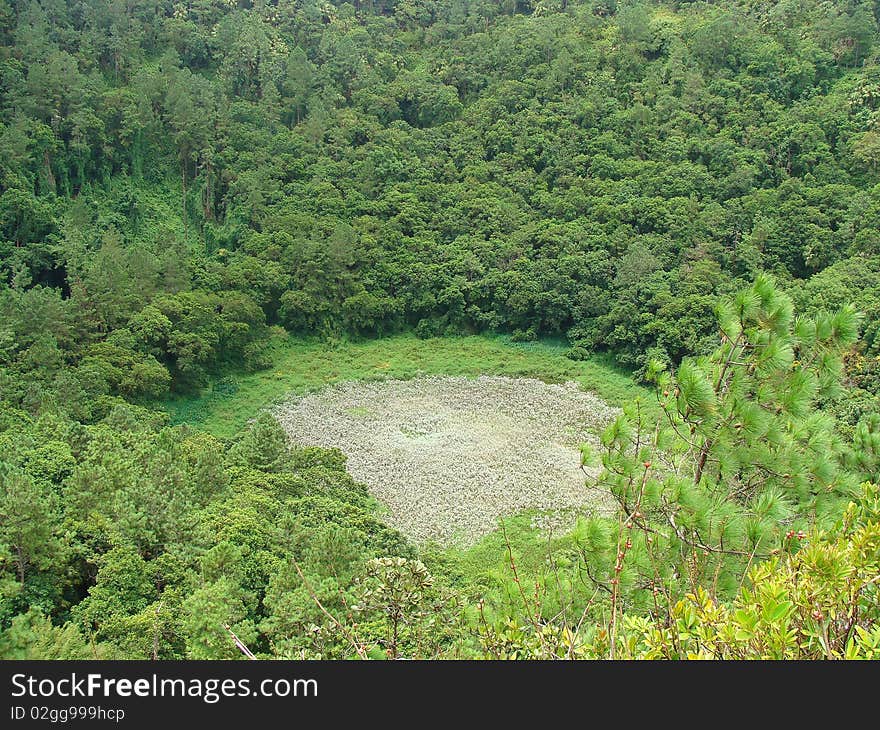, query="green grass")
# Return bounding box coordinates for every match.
[422,510,603,607]
[160,332,651,439]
